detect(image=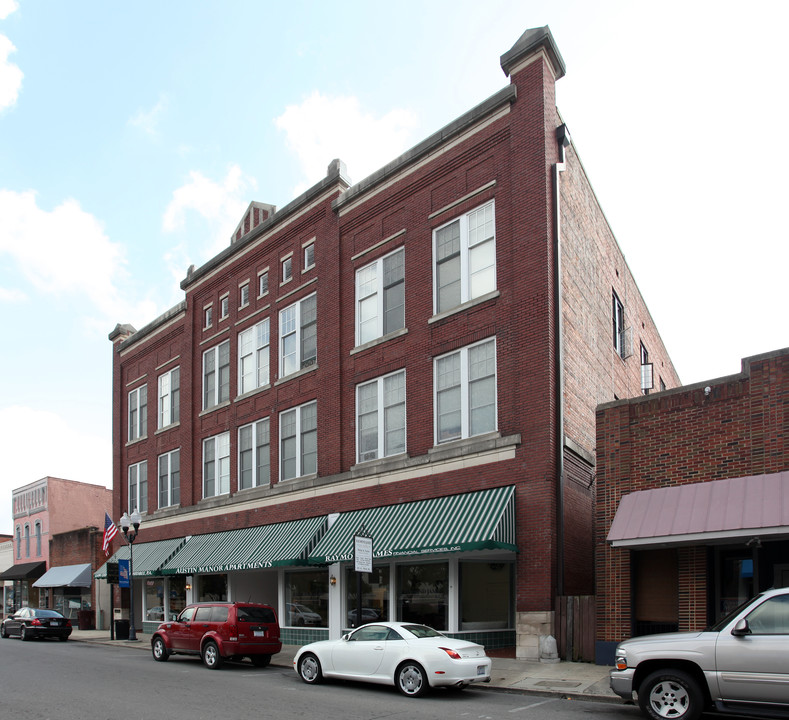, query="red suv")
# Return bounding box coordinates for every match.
[150,602,281,669]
